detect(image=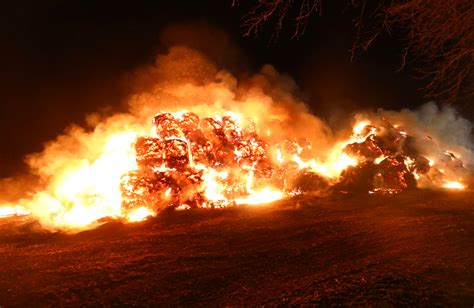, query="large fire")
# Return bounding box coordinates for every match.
[0,110,468,230]
[0,48,471,231]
